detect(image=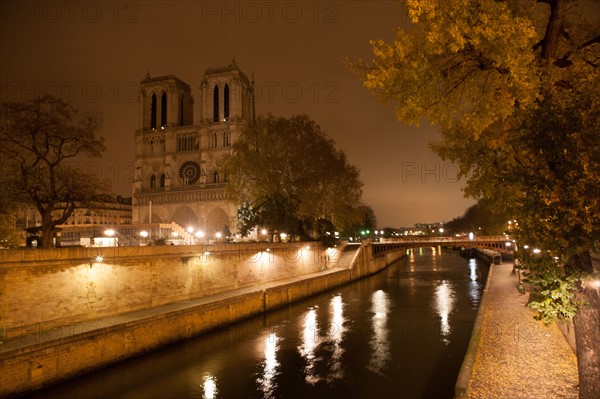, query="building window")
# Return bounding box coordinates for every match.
[180,96,184,126]
[177,132,199,152]
[213,170,220,184]
[222,130,230,147]
[161,92,167,127]
[150,94,157,129]
[211,131,218,148]
[179,161,201,185]
[213,85,219,122]
[160,174,165,187]
[224,84,230,121]
[150,175,156,189]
